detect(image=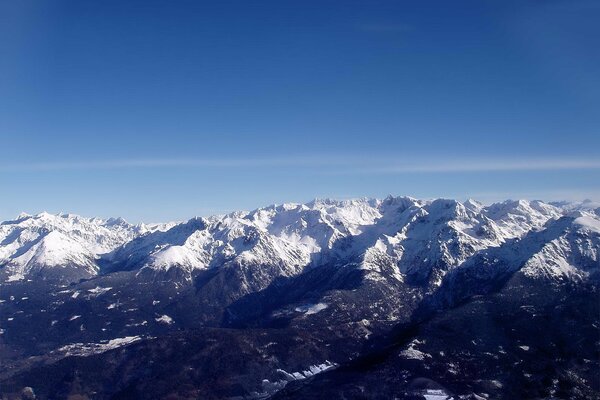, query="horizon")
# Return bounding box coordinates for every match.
[8,195,599,225]
[1,0,599,222]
